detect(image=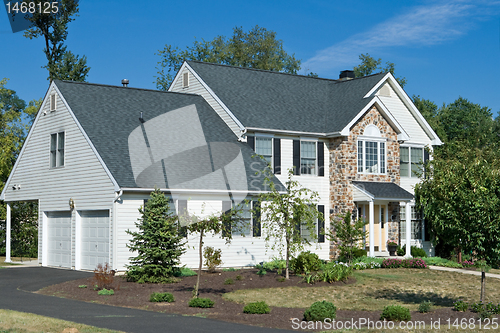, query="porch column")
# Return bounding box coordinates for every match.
[369,200,374,257]
[405,202,411,258]
[5,203,11,263]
